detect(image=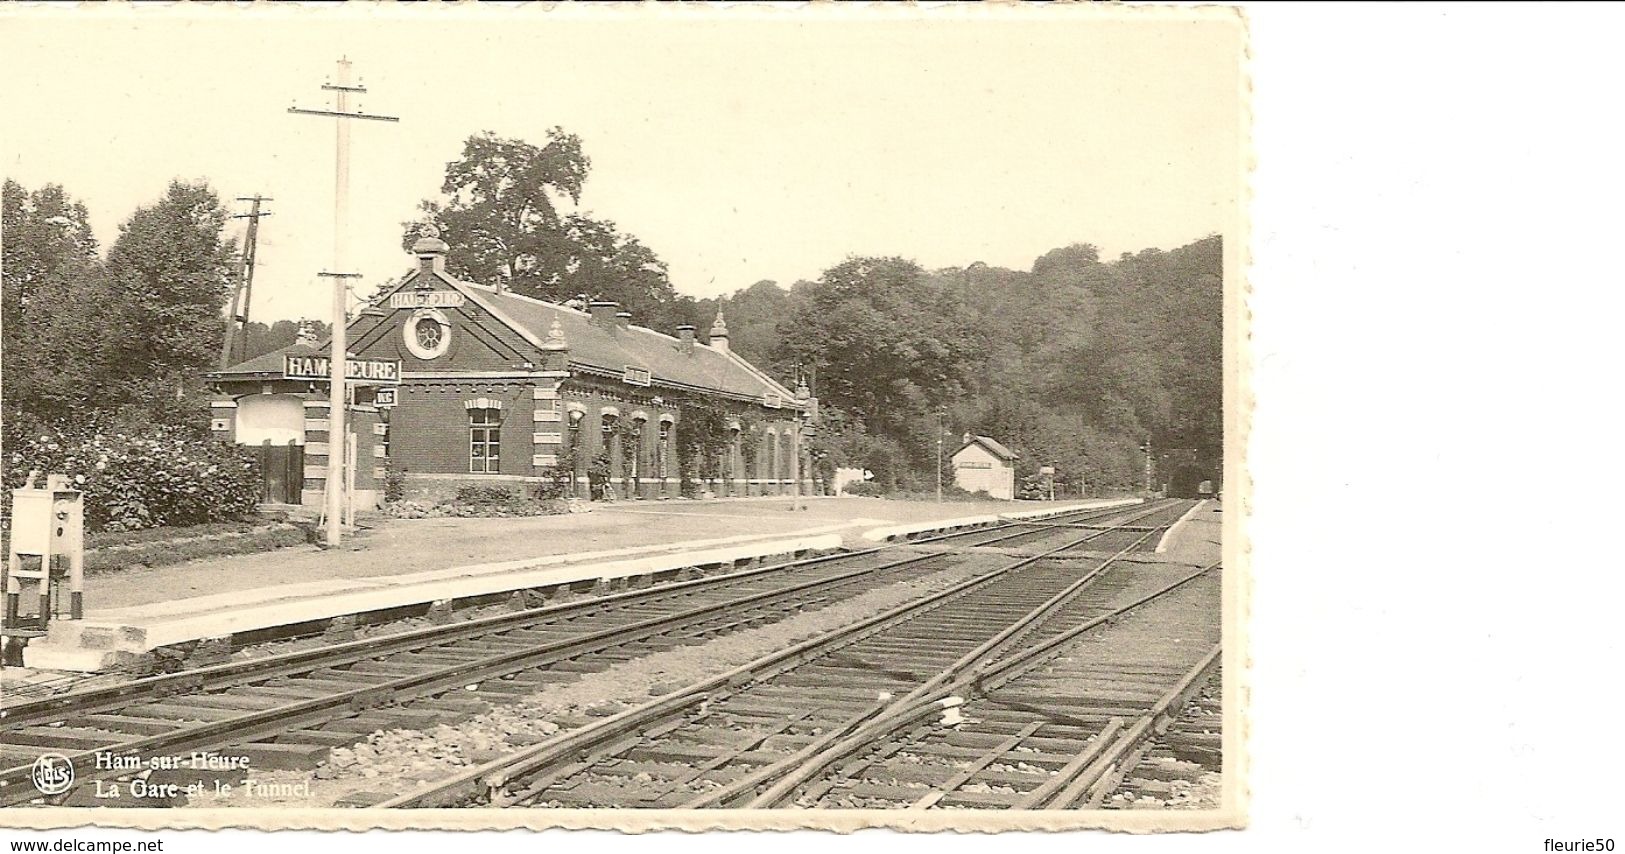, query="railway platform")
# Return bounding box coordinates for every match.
[12,496,1138,674]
